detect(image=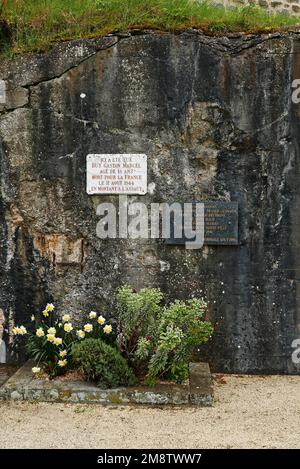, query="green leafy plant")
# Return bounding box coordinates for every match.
[149,299,213,381]
[72,338,137,389]
[14,286,213,387]
[116,286,213,383]
[116,286,163,373]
